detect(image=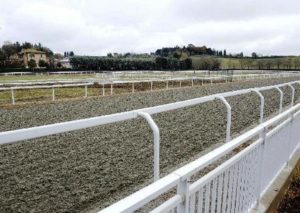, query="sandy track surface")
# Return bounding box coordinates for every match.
[1,77,300,212]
